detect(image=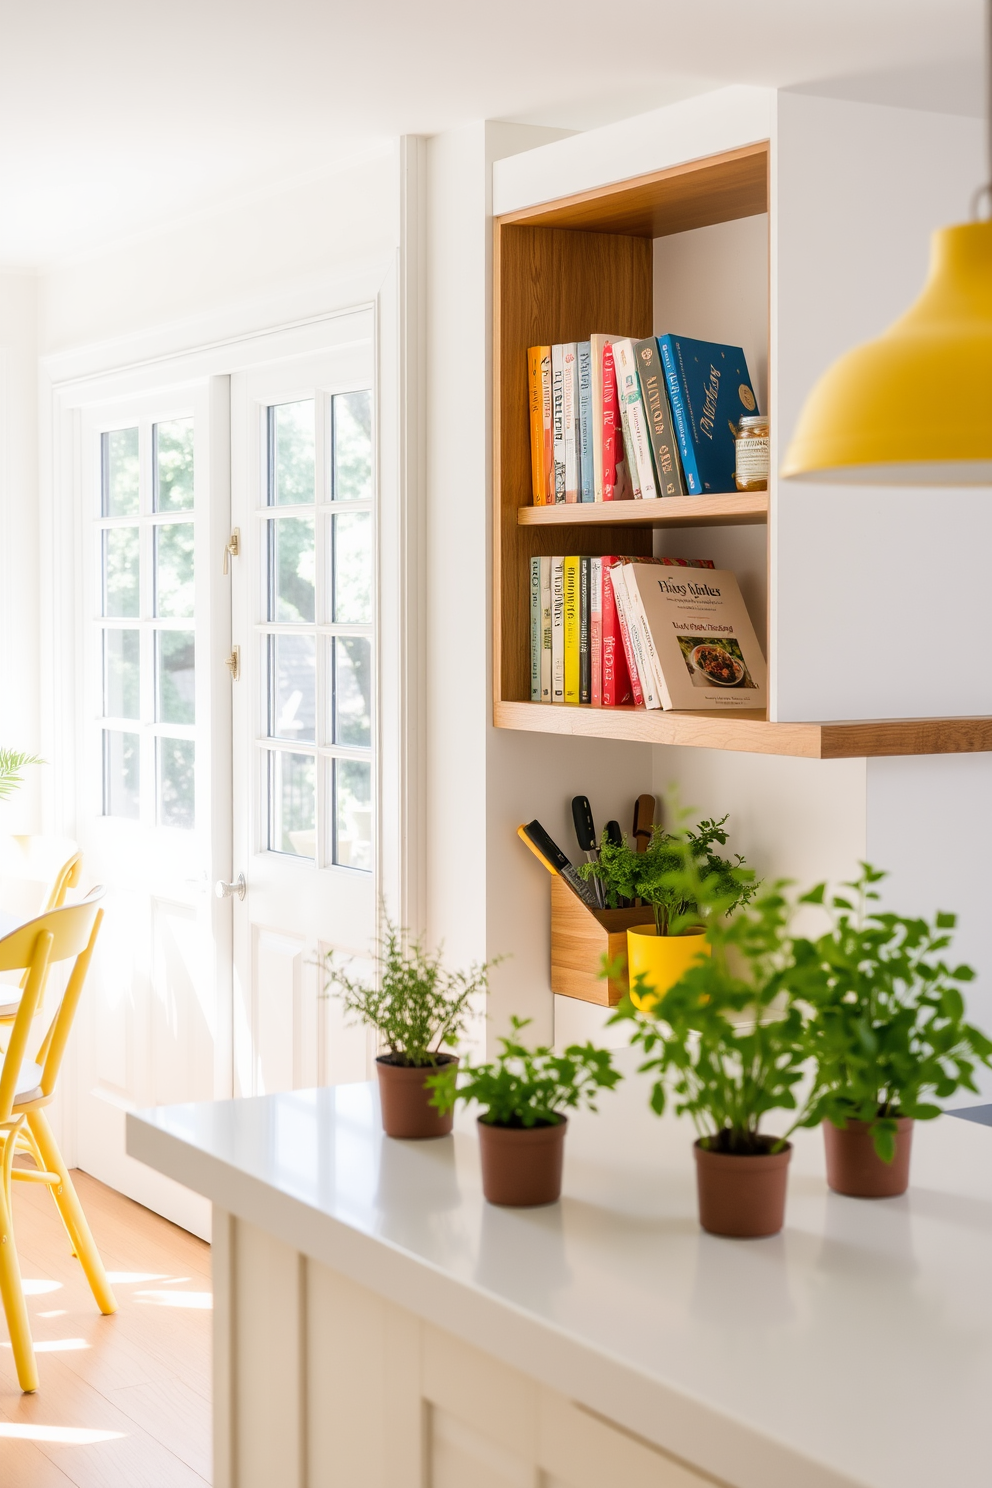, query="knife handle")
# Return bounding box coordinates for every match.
[633,794,656,853]
[571,795,598,855]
